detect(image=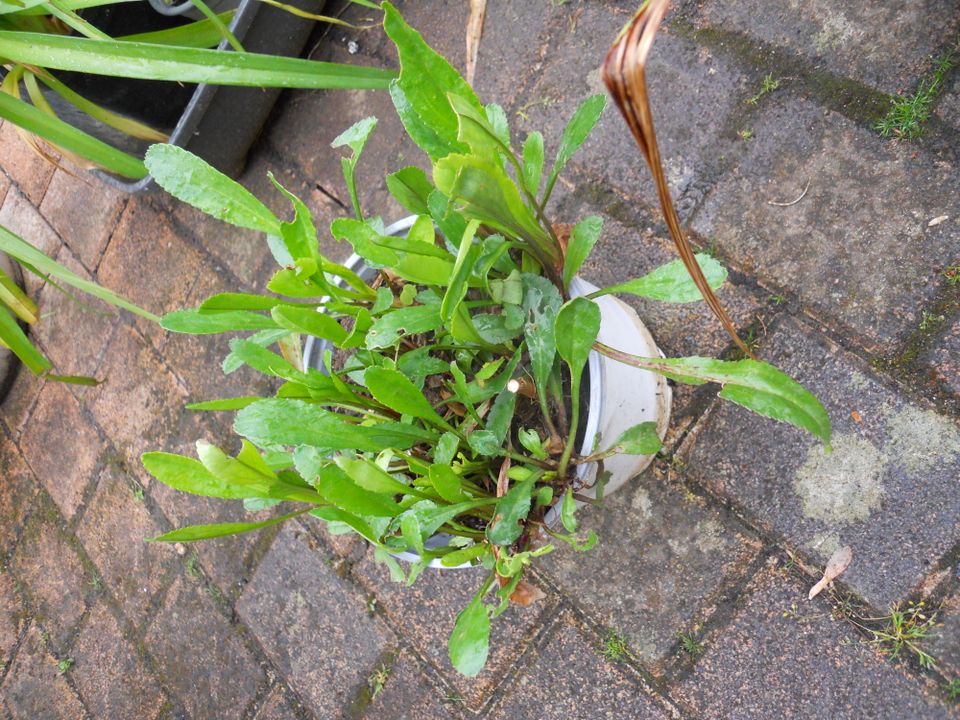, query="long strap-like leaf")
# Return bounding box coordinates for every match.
[0,31,397,89]
[602,0,752,357]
